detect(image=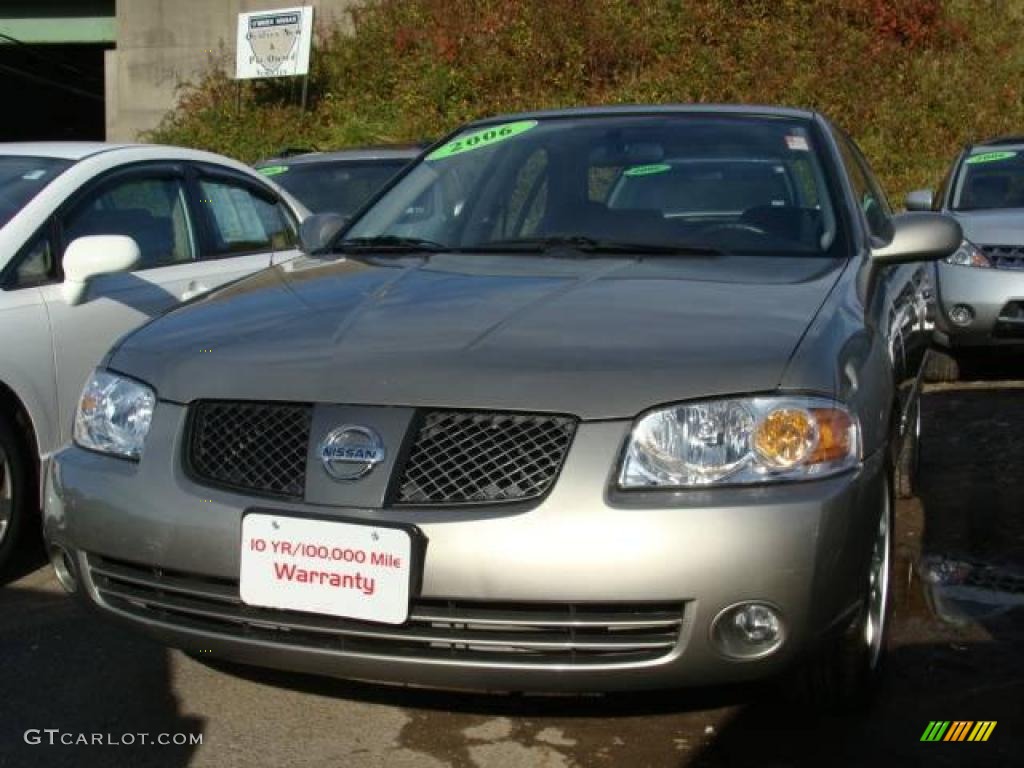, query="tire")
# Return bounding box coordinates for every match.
[790,470,894,711]
[894,400,920,499]
[0,412,33,573]
[924,349,959,383]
